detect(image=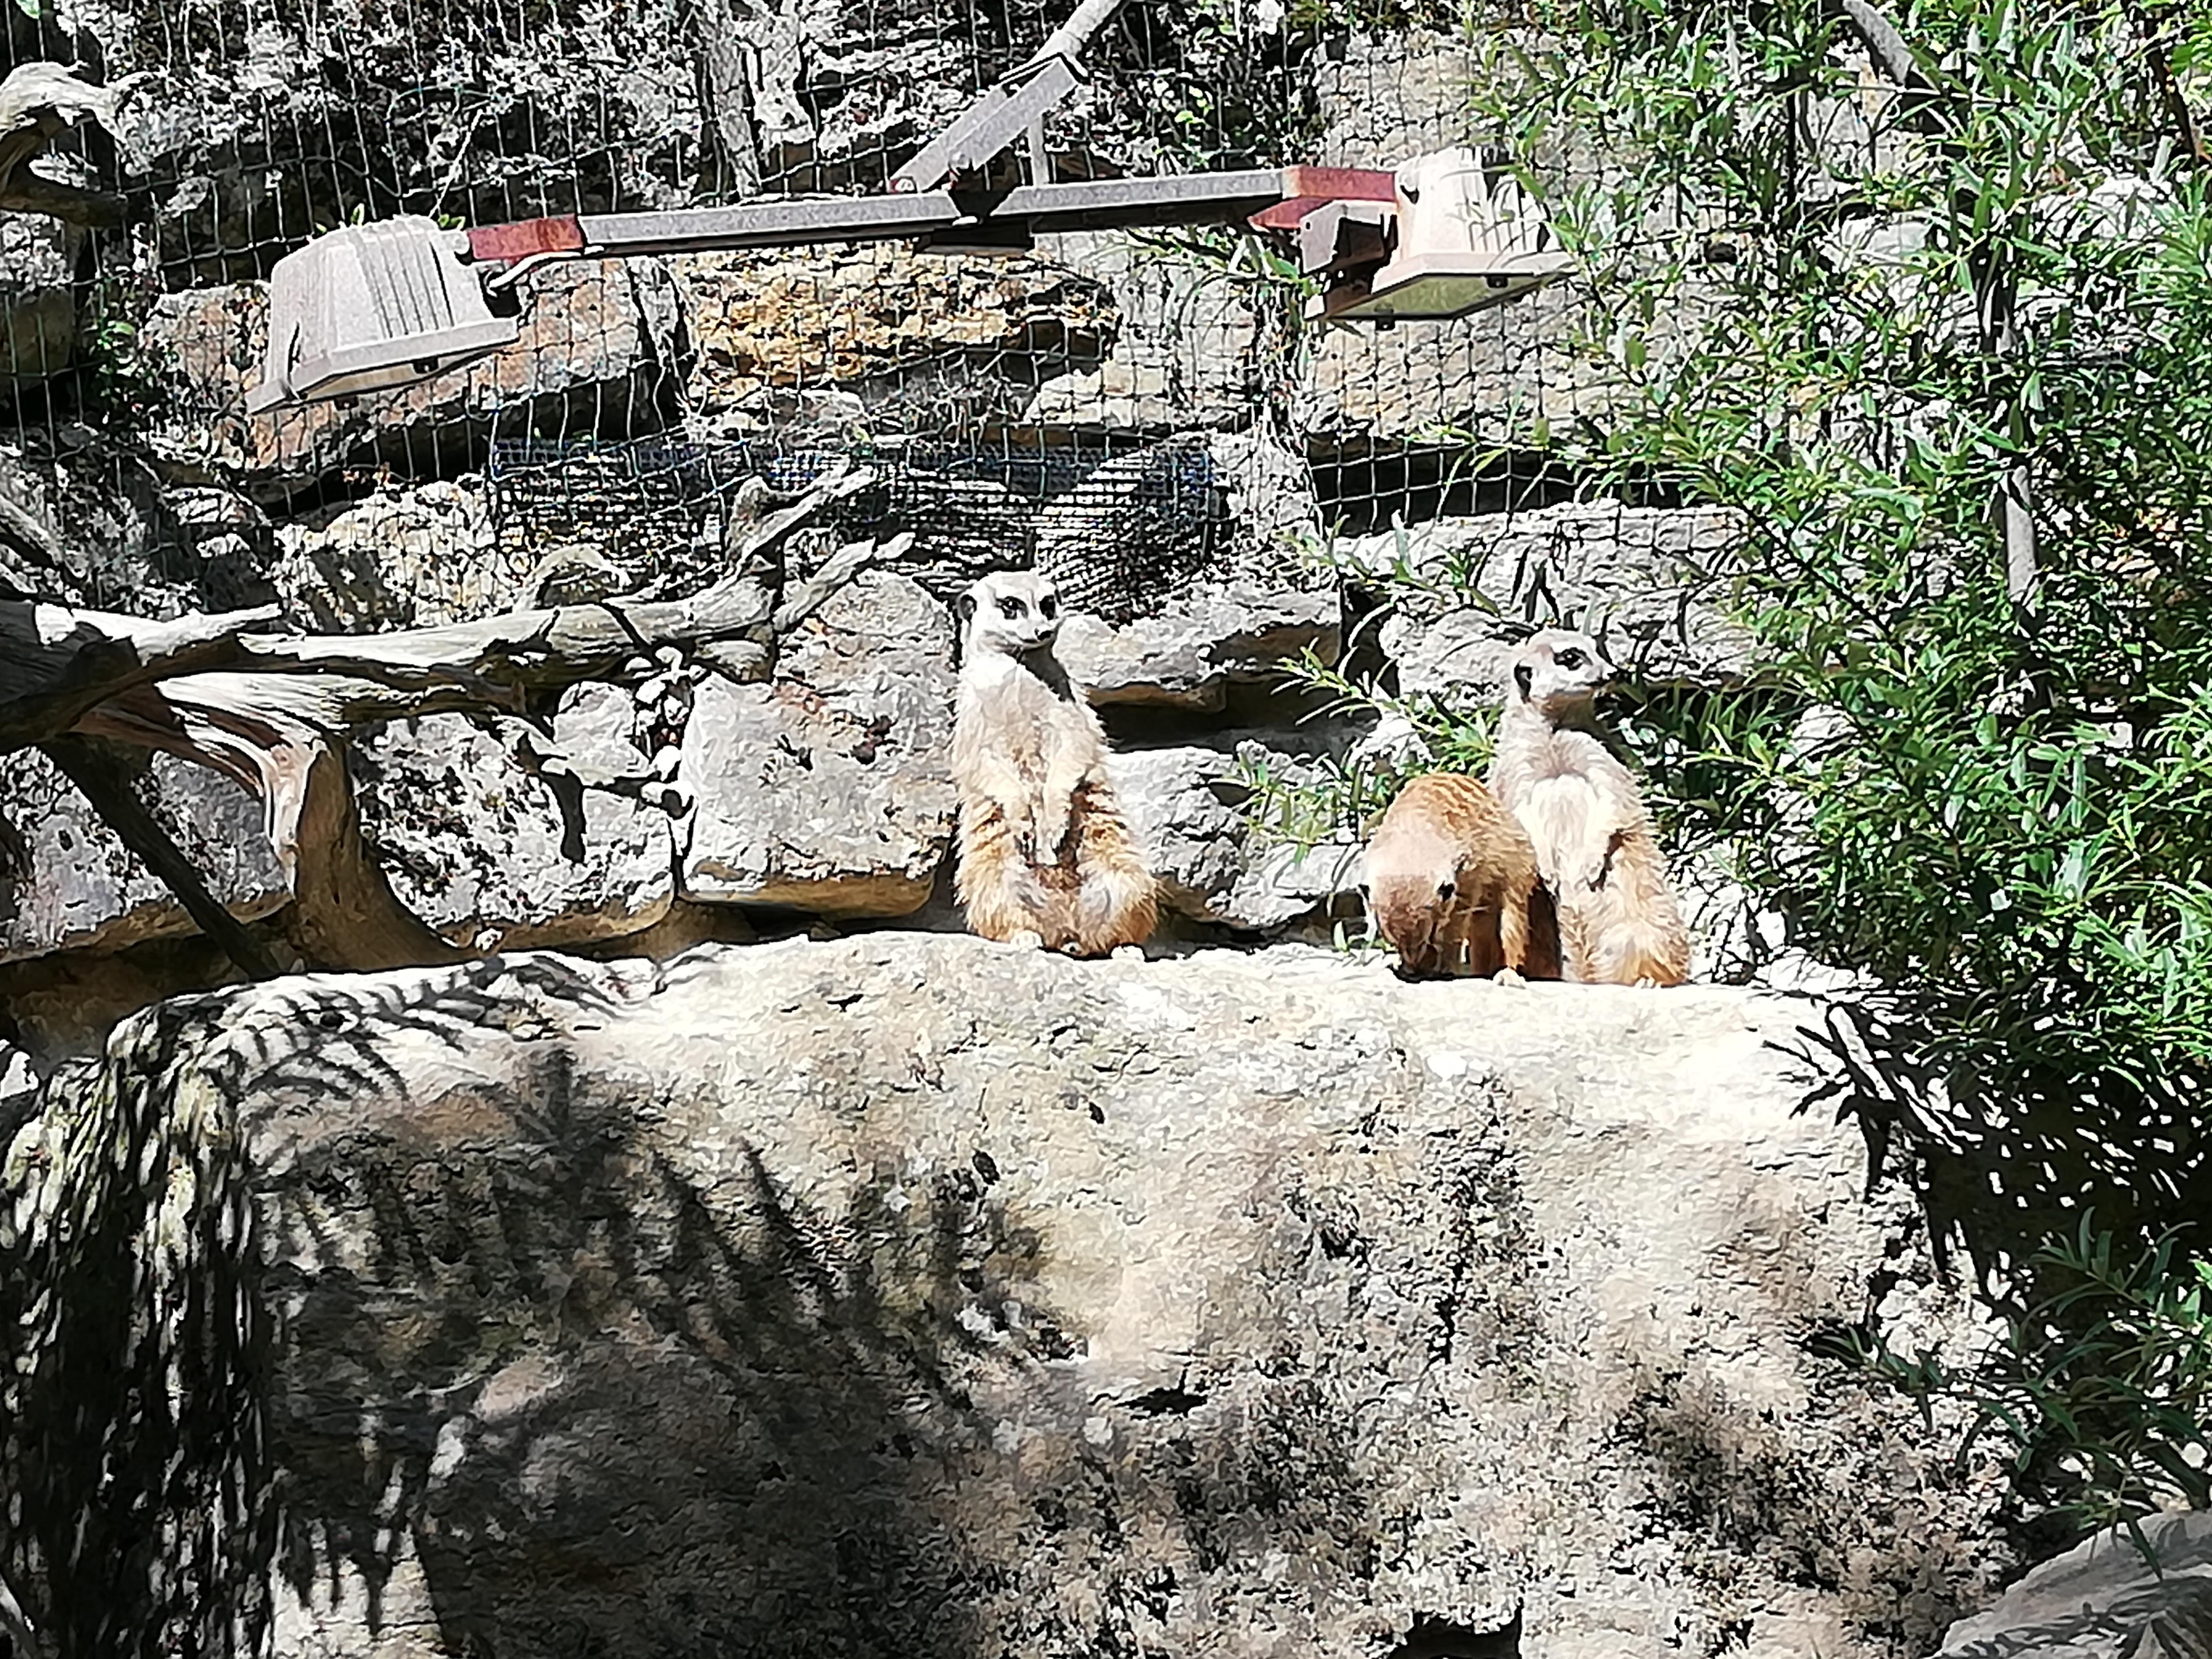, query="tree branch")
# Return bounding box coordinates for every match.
[39,735,285,981]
